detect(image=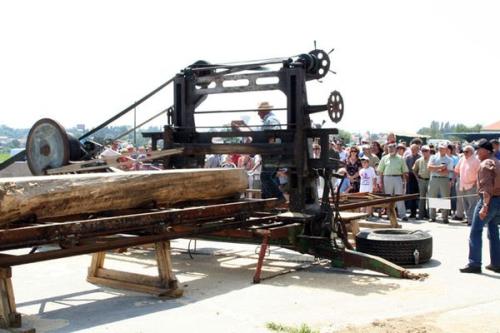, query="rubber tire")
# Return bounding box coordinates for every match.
[355,229,433,265]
